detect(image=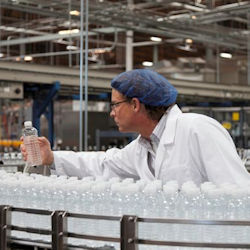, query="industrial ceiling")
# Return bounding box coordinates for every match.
[0,0,250,102]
